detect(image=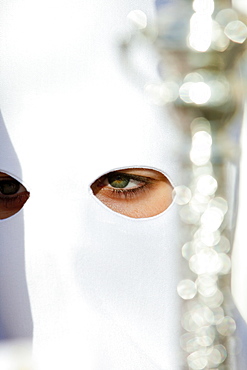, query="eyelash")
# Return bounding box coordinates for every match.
[110,184,151,200]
